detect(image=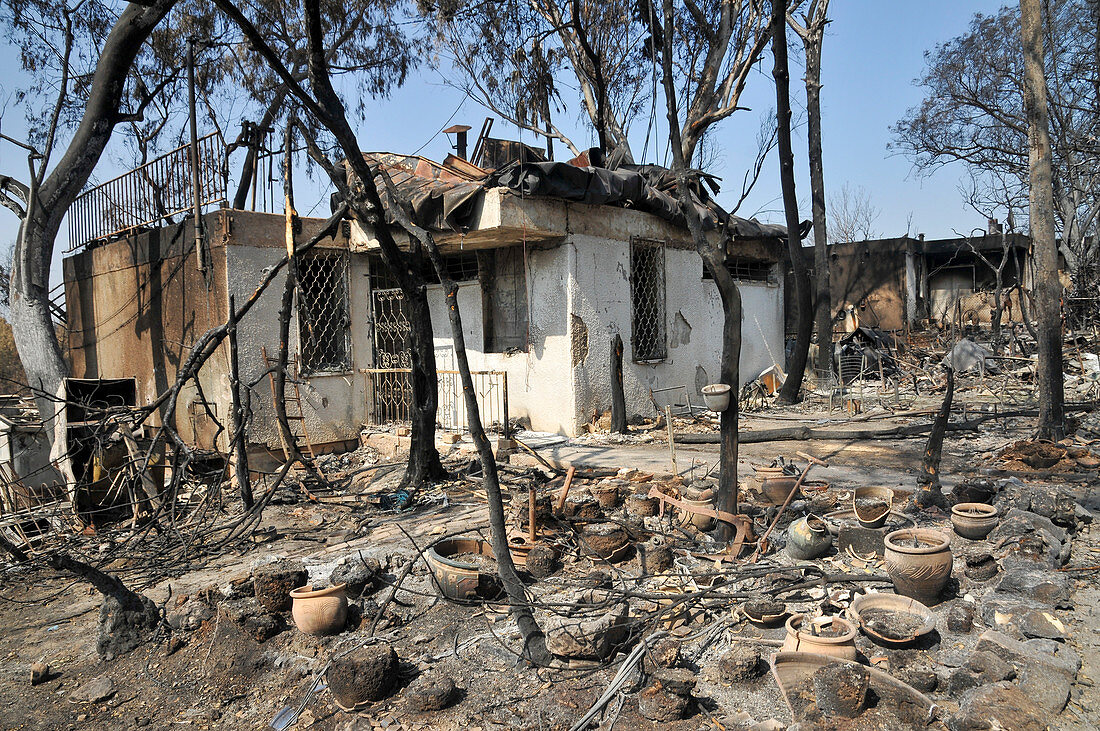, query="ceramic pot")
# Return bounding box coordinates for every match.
[884,529,952,604]
[853,486,893,529]
[289,583,348,636]
[676,497,716,531]
[426,538,501,601]
[950,503,999,540]
[701,383,731,411]
[780,615,858,661]
[755,466,801,504]
[591,484,620,509]
[787,515,833,560]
